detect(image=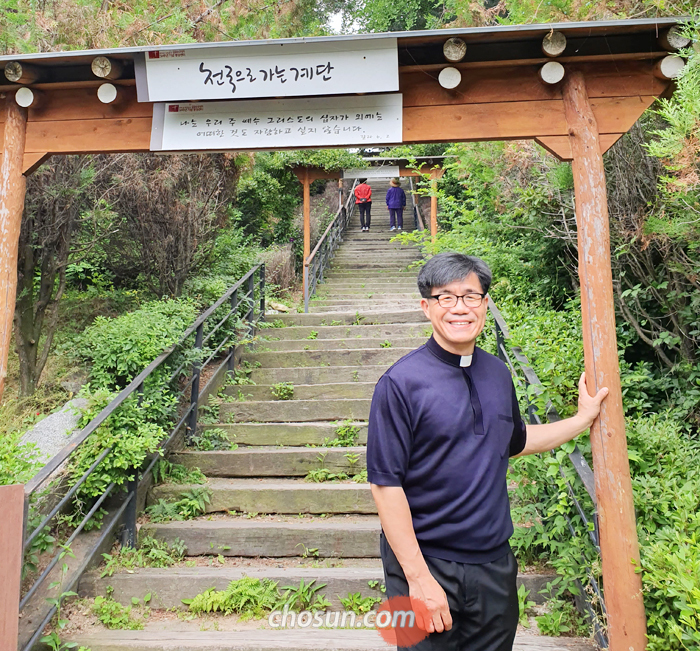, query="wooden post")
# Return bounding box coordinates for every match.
[338,178,343,212]
[562,70,647,651]
[0,485,24,649]
[302,168,311,300]
[0,96,28,402]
